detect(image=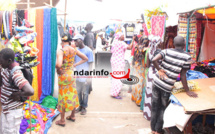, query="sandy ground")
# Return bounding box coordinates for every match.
[48,78,151,134]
